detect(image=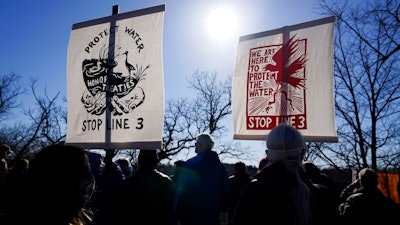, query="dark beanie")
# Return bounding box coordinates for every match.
[138,150,158,168]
